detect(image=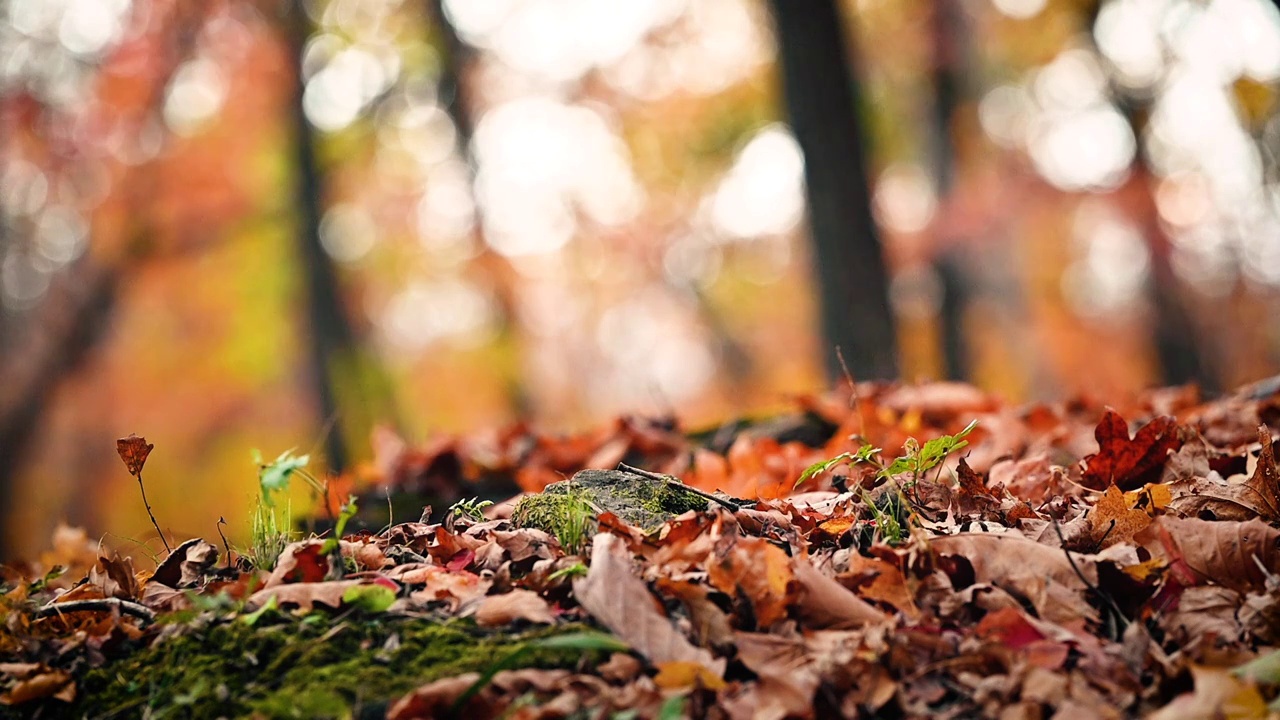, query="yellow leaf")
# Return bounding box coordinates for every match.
[653,661,727,691]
